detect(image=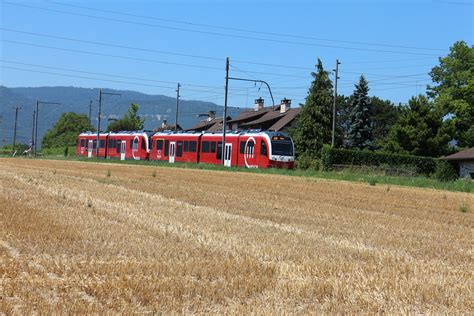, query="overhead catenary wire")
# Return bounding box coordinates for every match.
[46,1,446,52]
[2,1,443,56]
